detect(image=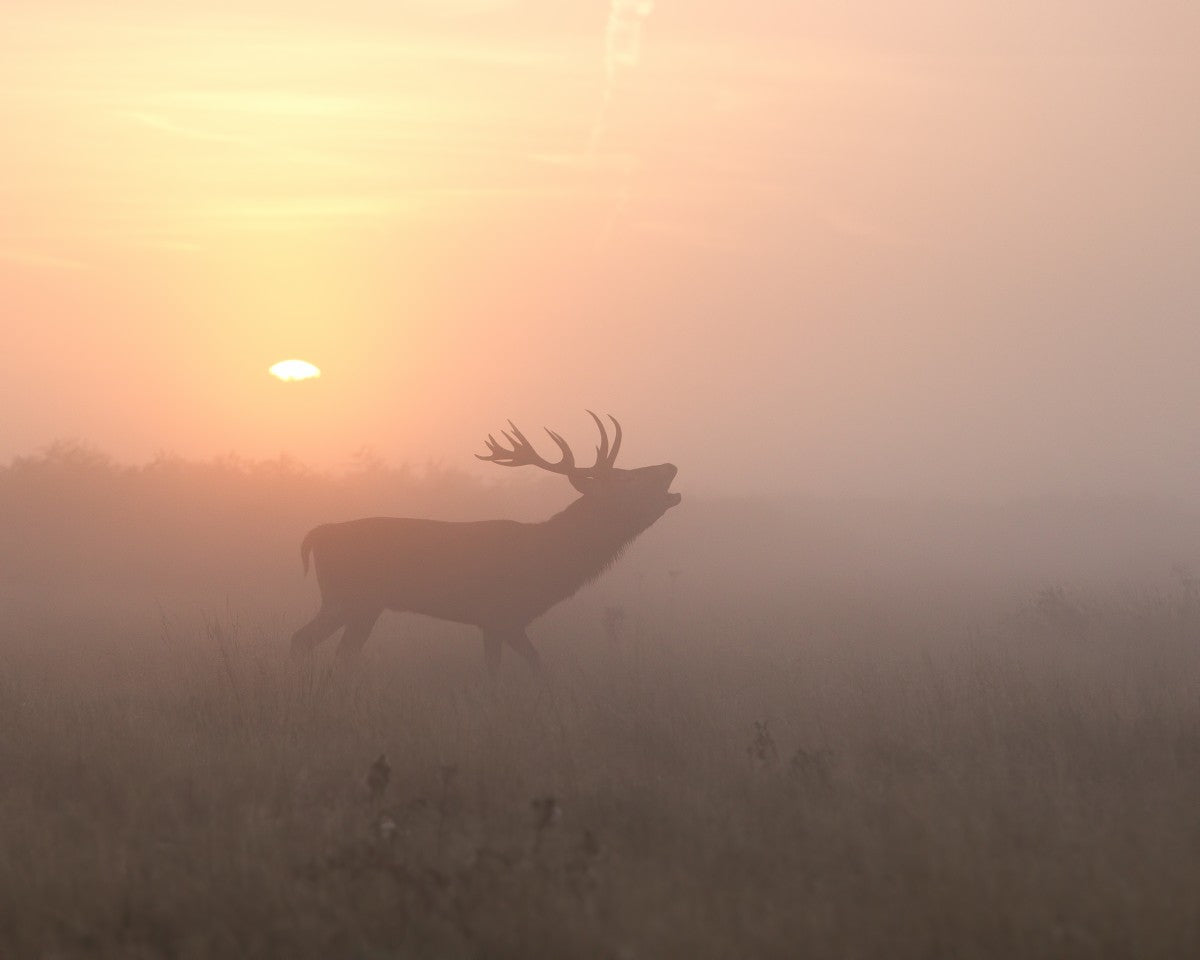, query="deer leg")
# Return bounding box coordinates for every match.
[505,629,542,672]
[334,607,383,663]
[291,604,345,658]
[482,631,503,676]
